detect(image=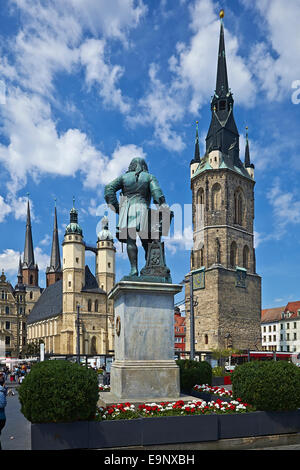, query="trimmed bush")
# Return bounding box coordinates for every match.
[18,360,99,423]
[232,360,300,411]
[176,359,212,391]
